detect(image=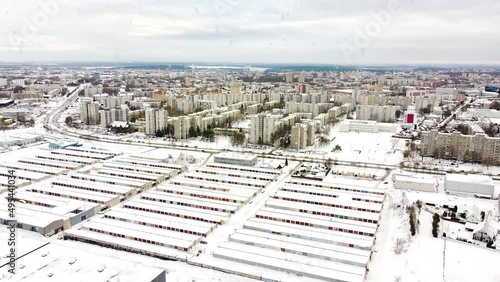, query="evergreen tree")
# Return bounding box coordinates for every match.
[432,213,440,238]
[409,205,417,236]
[188,126,196,138]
